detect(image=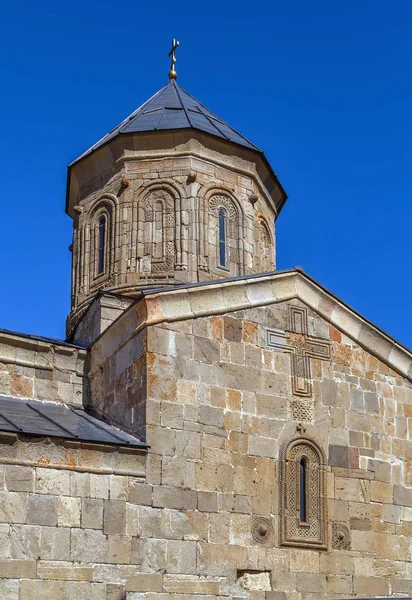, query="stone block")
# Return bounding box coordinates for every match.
[106,534,132,564]
[194,337,220,363]
[5,466,34,492]
[224,317,242,342]
[166,539,197,574]
[106,583,125,600]
[10,524,40,559]
[370,480,393,504]
[289,549,320,573]
[0,559,36,578]
[147,426,176,455]
[176,379,197,405]
[41,526,70,560]
[320,379,337,406]
[198,491,218,512]
[71,529,108,562]
[296,573,326,593]
[350,388,364,412]
[70,472,90,497]
[37,561,93,581]
[0,491,27,524]
[162,456,194,488]
[89,474,109,499]
[58,496,81,527]
[109,476,129,501]
[36,468,70,495]
[199,405,224,427]
[327,574,353,594]
[394,485,412,507]
[82,498,103,529]
[67,582,106,600]
[104,500,126,535]
[153,486,183,509]
[126,504,139,536]
[128,482,153,505]
[176,430,201,459]
[328,445,348,468]
[27,494,57,526]
[161,402,183,429]
[20,580,68,600]
[256,394,287,419]
[0,579,19,600]
[138,506,168,538]
[353,576,389,596]
[141,538,167,572]
[249,436,276,458]
[126,573,163,592]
